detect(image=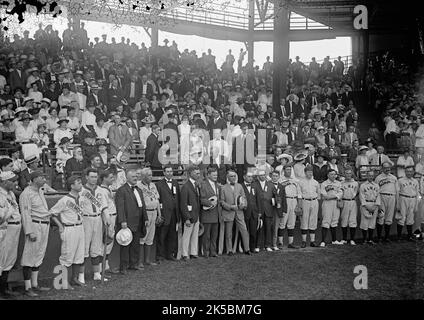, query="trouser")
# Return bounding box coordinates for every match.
[273,214,285,247]
[0,223,21,272]
[377,194,396,225]
[60,224,85,267]
[158,213,178,259]
[396,196,417,226]
[301,199,318,230]
[140,210,157,245]
[262,216,274,248]
[21,221,50,268]
[202,222,219,256]
[340,200,358,228]
[321,200,340,228]
[119,228,141,270]
[106,214,117,255]
[83,215,103,258]
[181,220,199,257]
[244,215,258,252]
